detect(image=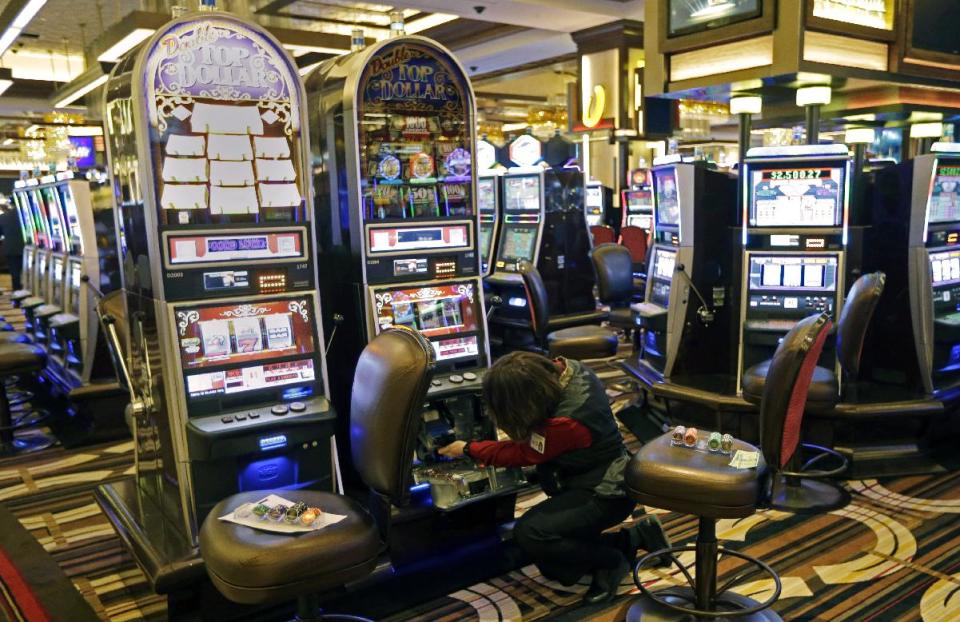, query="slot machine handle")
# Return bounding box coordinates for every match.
[674,263,715,326]
[80,275,104,300]
[99,313,148,418]
[324,313,344,357]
